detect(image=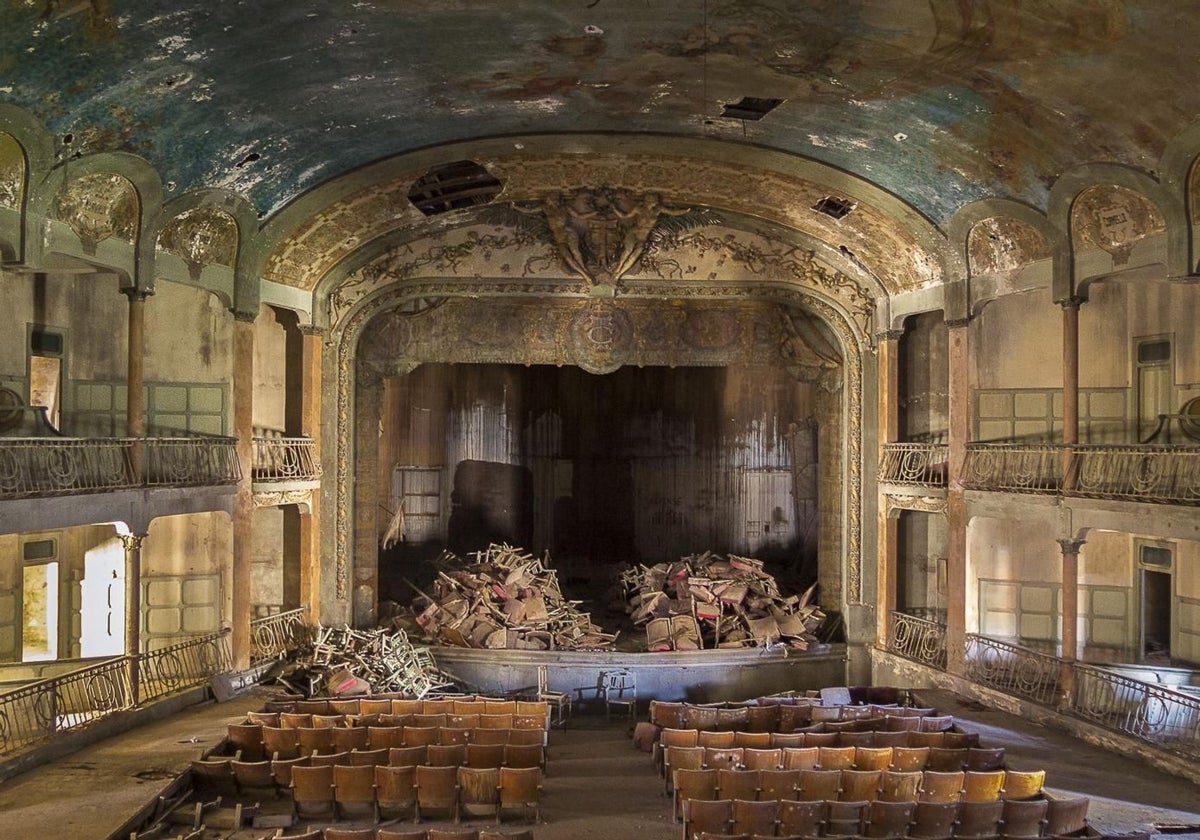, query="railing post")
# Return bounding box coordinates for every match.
[1057,537,1085,709]
[119,532,147,706]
